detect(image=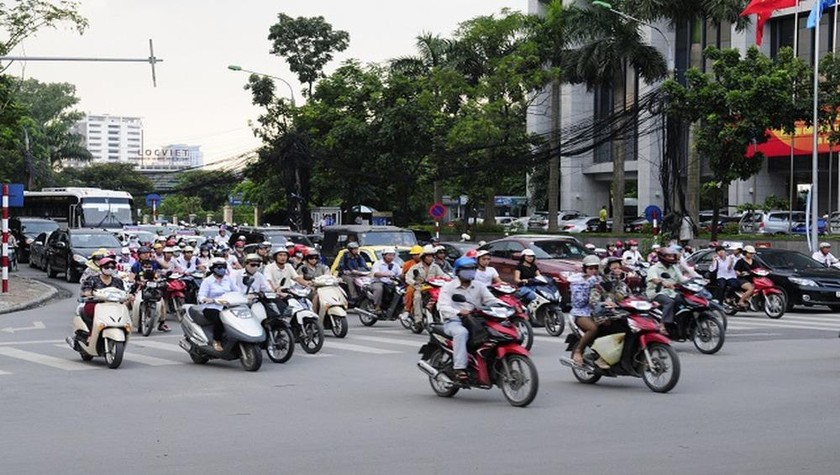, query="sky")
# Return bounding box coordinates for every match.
[7,0,525,167]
